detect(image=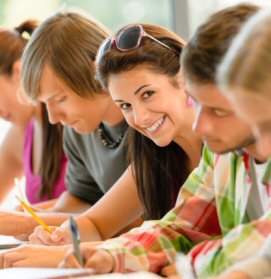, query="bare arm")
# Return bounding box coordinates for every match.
[46,191,91,213]
[16,198,58,211]
[0,125,25,203]
[32,198,58,210]
[30,167,143,244]
[66,166,143,241]
[0,190,93,237]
